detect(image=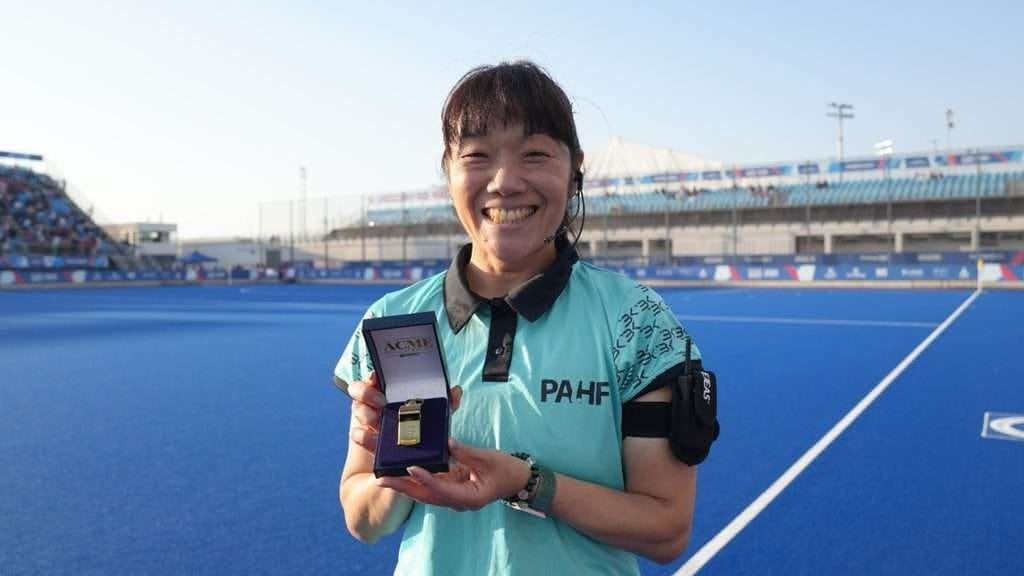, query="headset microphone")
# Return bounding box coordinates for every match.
[543,224,569,244]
